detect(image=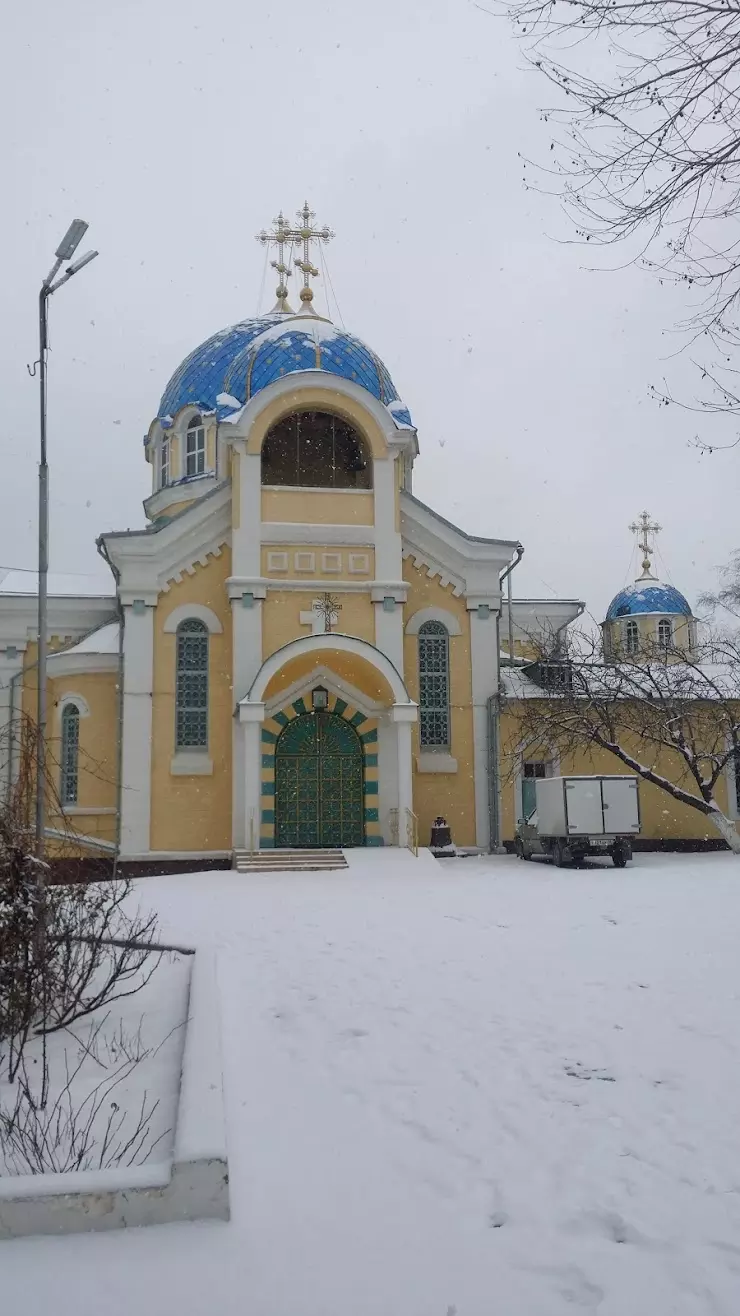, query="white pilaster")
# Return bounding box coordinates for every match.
[228,585,265,847]
[120,600,156,857]
[372,595,405,673]
[229,442,267,849]
[232,447,262,578]
[373,456,403,580]
[377,718,398,844]
[237,701,266,850]
[467,599,500,850]
[390,702,417,842]
[0,648,24,795]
